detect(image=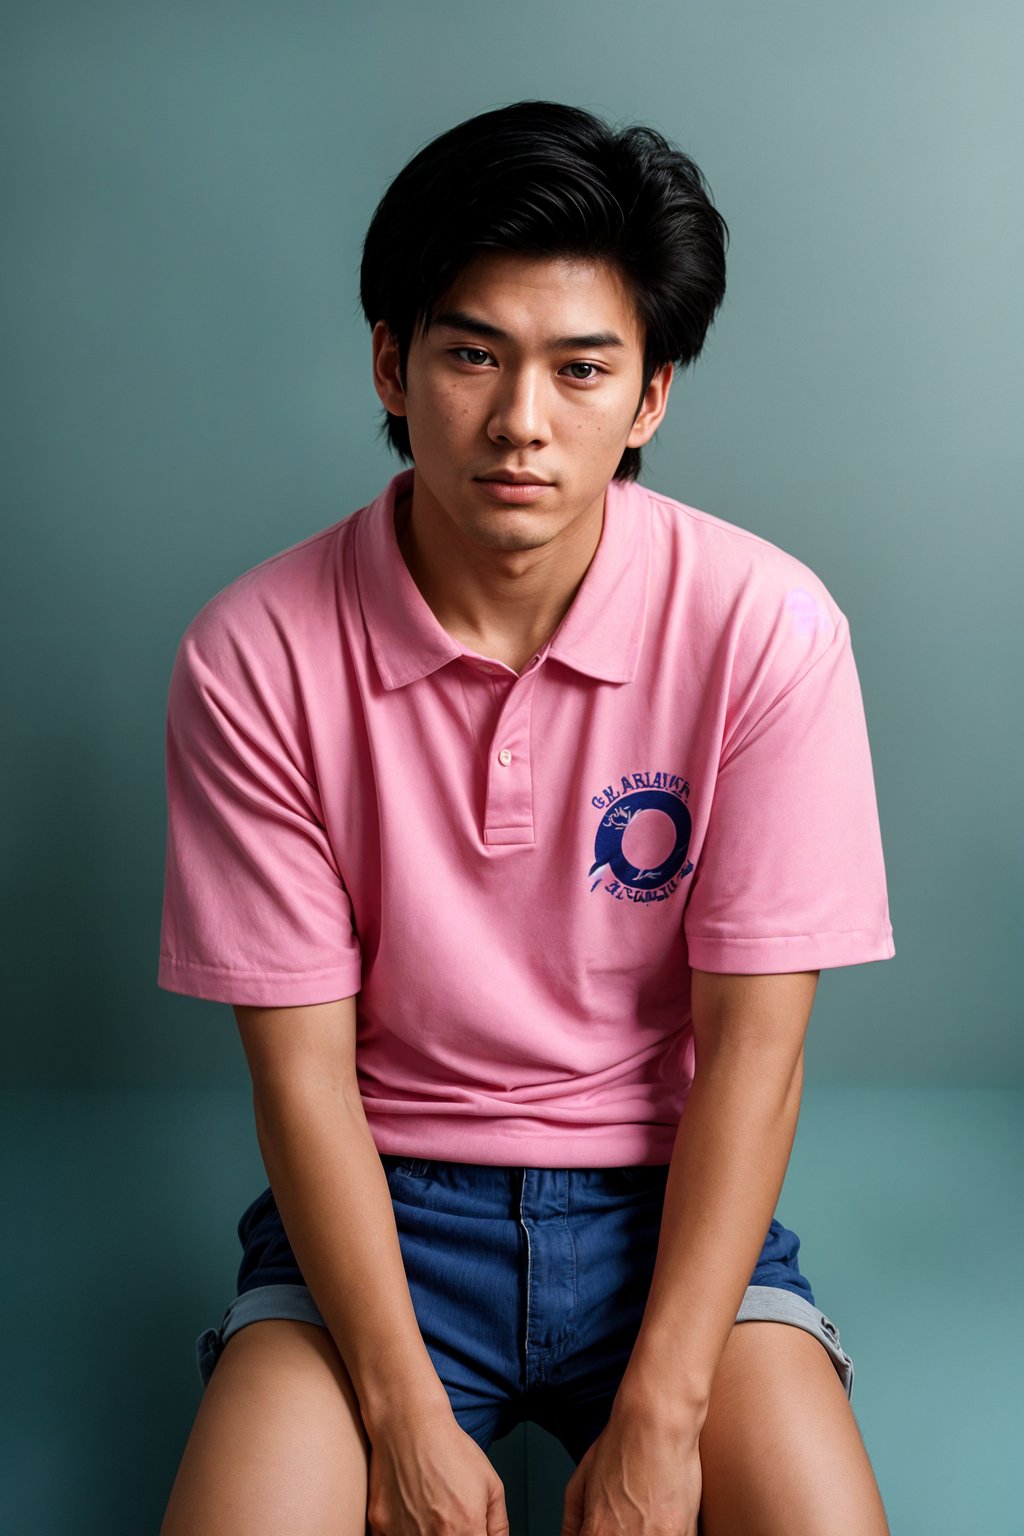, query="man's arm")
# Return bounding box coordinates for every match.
[560,969,820,1536]
[234,997,511,1536]
[613,967,819,1427]
[233,995,450,1431]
